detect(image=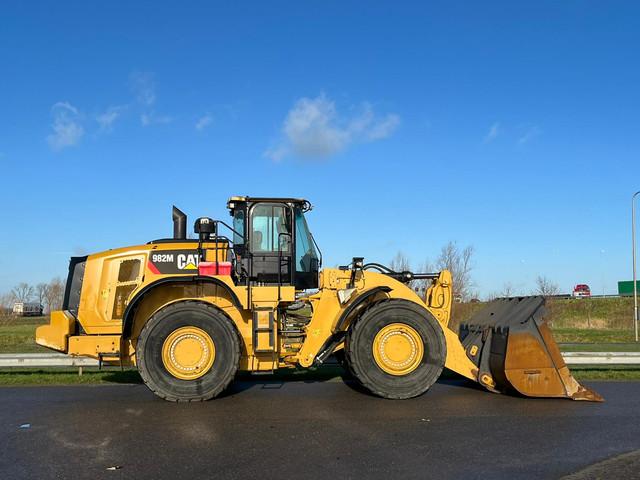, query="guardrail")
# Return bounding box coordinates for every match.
[0,353,99,367]
[0,352,639,368]
[561,352,640,365]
